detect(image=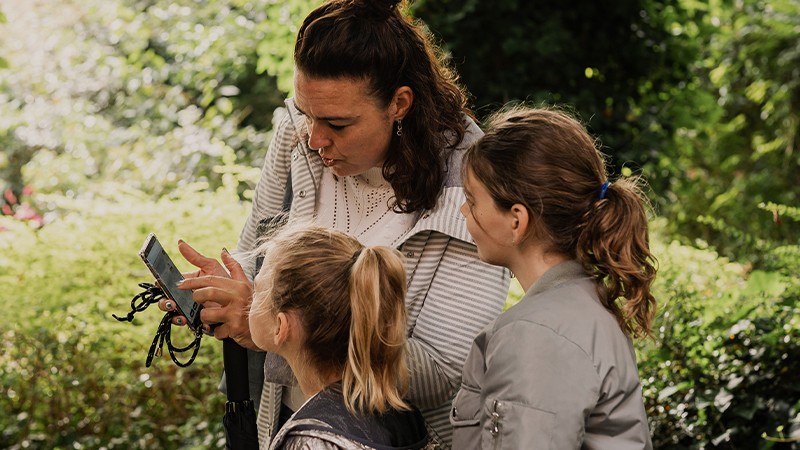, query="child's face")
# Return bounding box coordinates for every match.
[248,271,280,352]
[460,166,516,267]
